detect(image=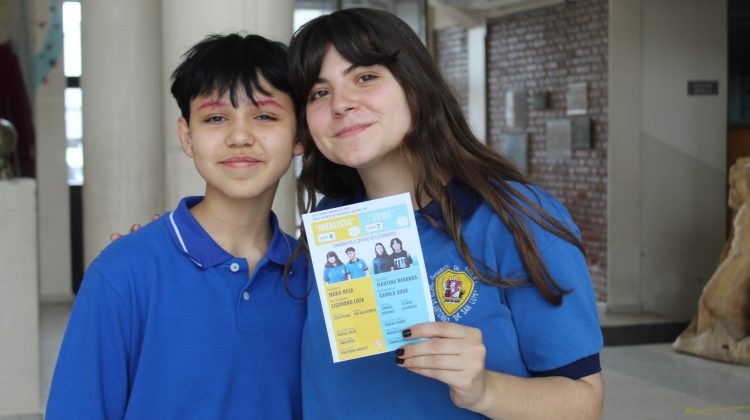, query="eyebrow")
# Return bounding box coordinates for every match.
[197,100,225,110]
[343,64,358,76]
[315,64,360,85]
[255,98,283,109]
[197,98,283,110]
